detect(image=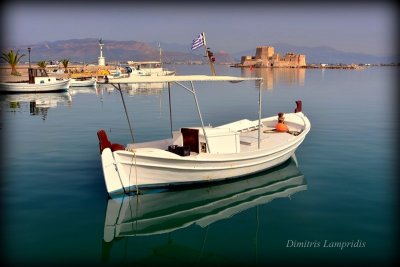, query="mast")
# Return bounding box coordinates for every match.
[159,42,162,65]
